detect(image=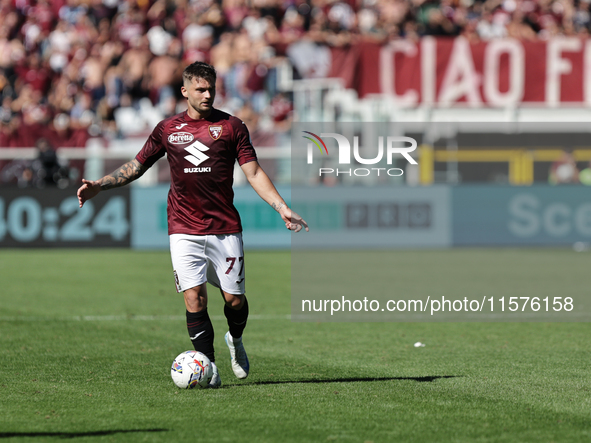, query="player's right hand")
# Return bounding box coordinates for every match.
[77,179,101,208]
